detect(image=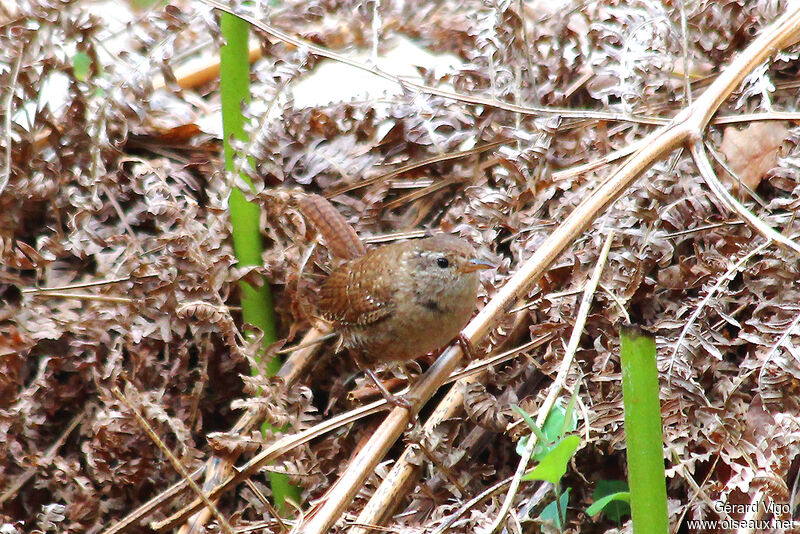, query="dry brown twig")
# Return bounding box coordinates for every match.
[196,0,800,133]
[102,315,329,534]
[198,0,664,127]
[103,396,387,533]
[325,138,511,197]
[26,5,800,159]
[667,234,772,383]
[691,139,799,252]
